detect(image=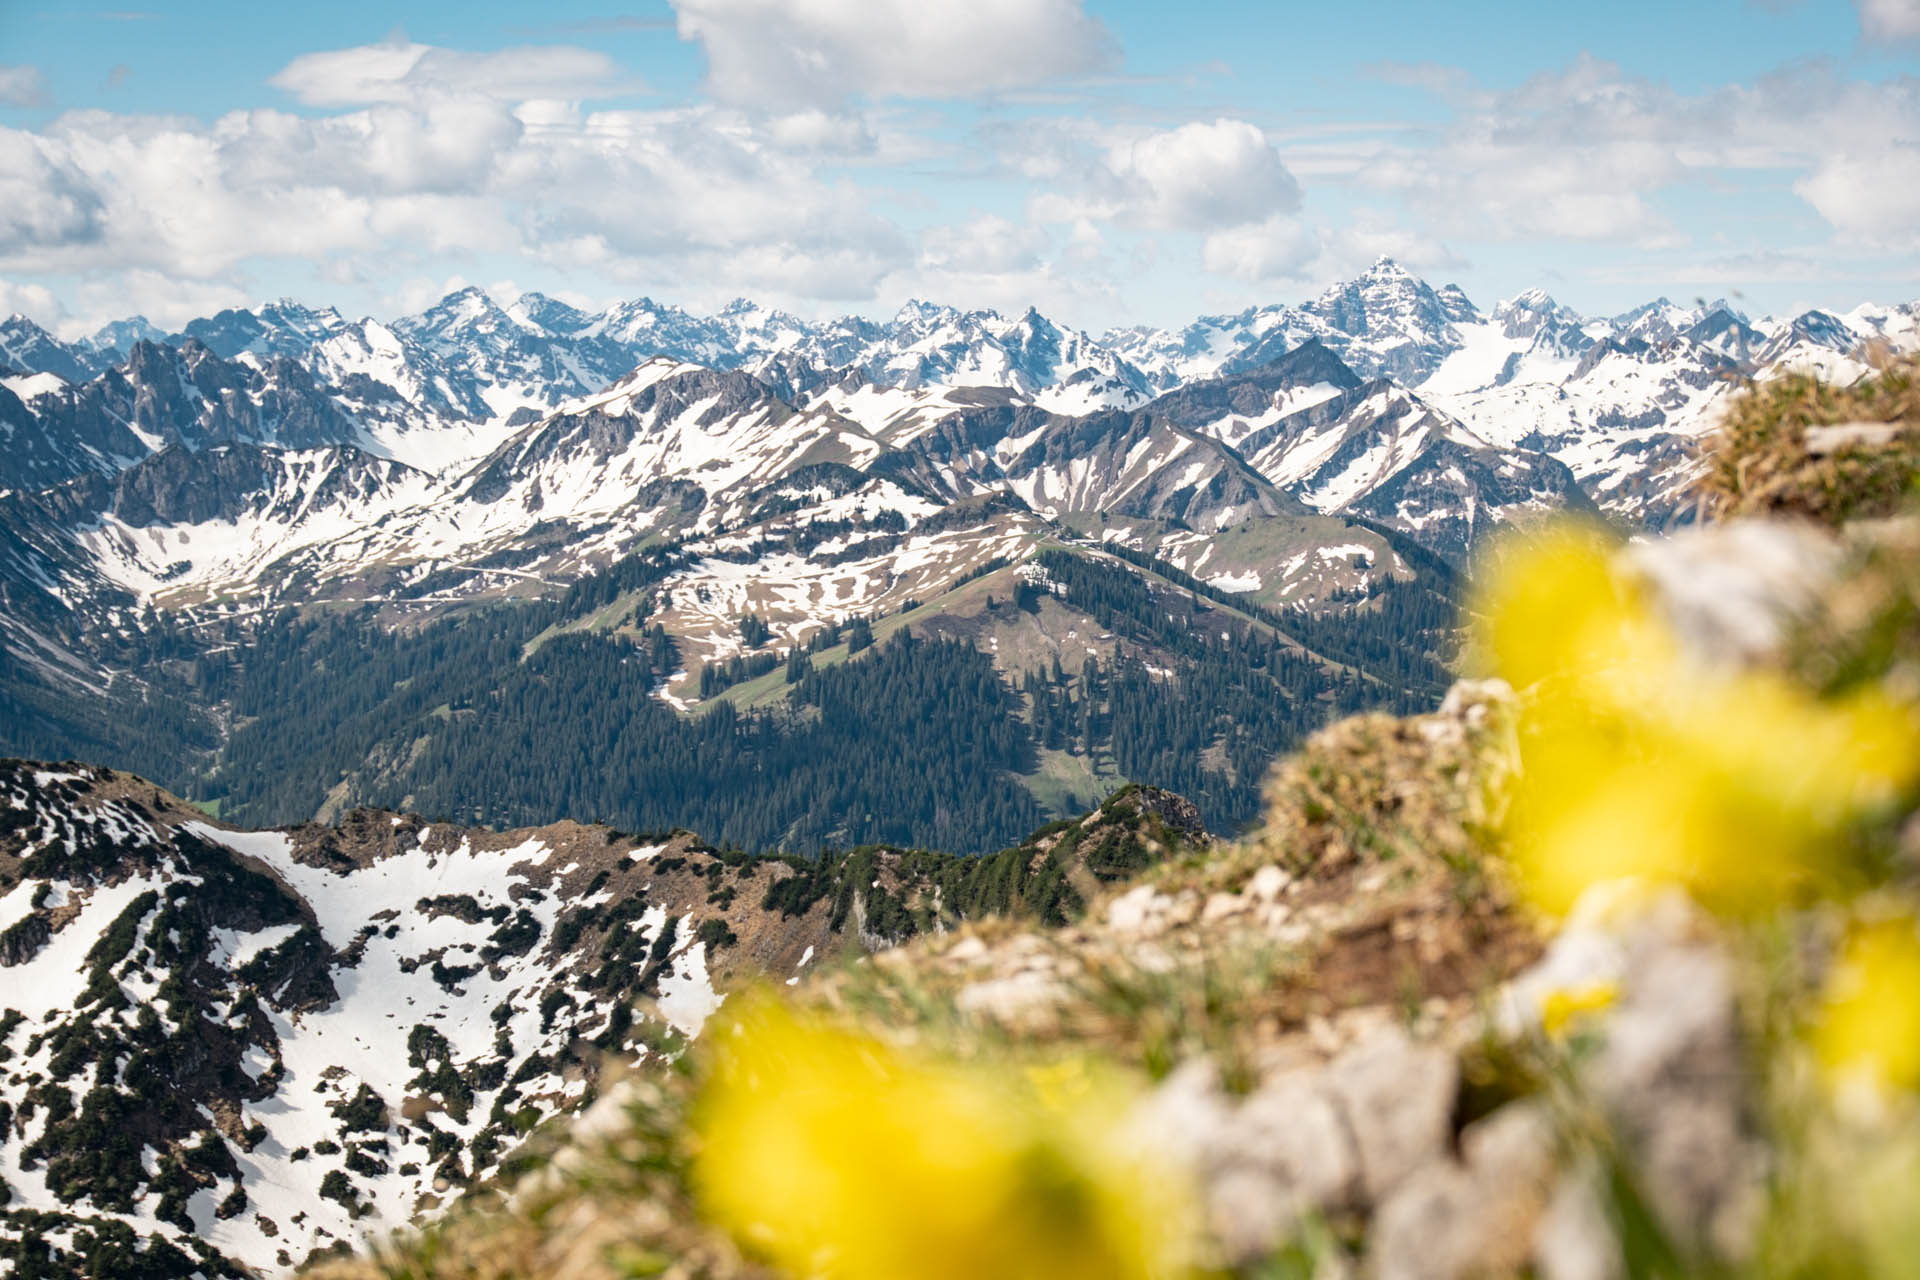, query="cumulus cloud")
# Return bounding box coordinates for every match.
[1355,58,1683,245]
[68,269,251,334]
[0,66,49,109]
[1113,119,1302,231]
[0,130,106,252]
[919,216,1050,276]
[270,36,638,107]
[1858,0,1920,40]
[0,49,913,308]
[765,109,878,155]
[1200,216,1464,287]
[670,0,1117,107]
[1022,117,1302,236]
[0,279,64,326]
[1796,144,1920,243]
[1201,216,1316,282]
[1356,55,1920,250]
